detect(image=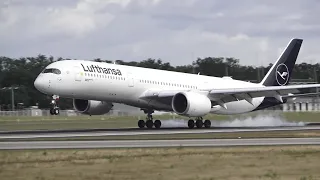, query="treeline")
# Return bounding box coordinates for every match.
[0,55,319,110]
